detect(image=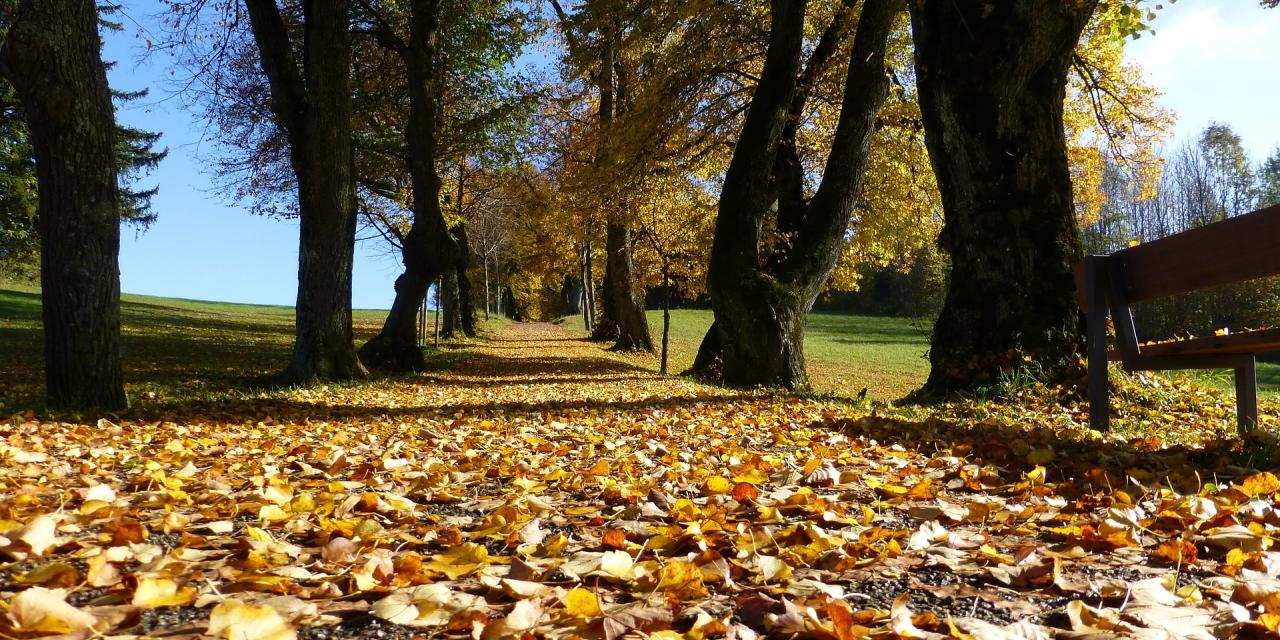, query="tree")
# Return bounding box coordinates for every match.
[241,0,367,382]
[910,0,1098,397]
[355,0,465,370]
[633,172,716,374]
[0,85,38,278]
[0,0,128,408]
[551,0,654,352]
[1260,148,1280,208]
[1,33,167,278]
[688,0,903,389]
[348,0,530,362]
